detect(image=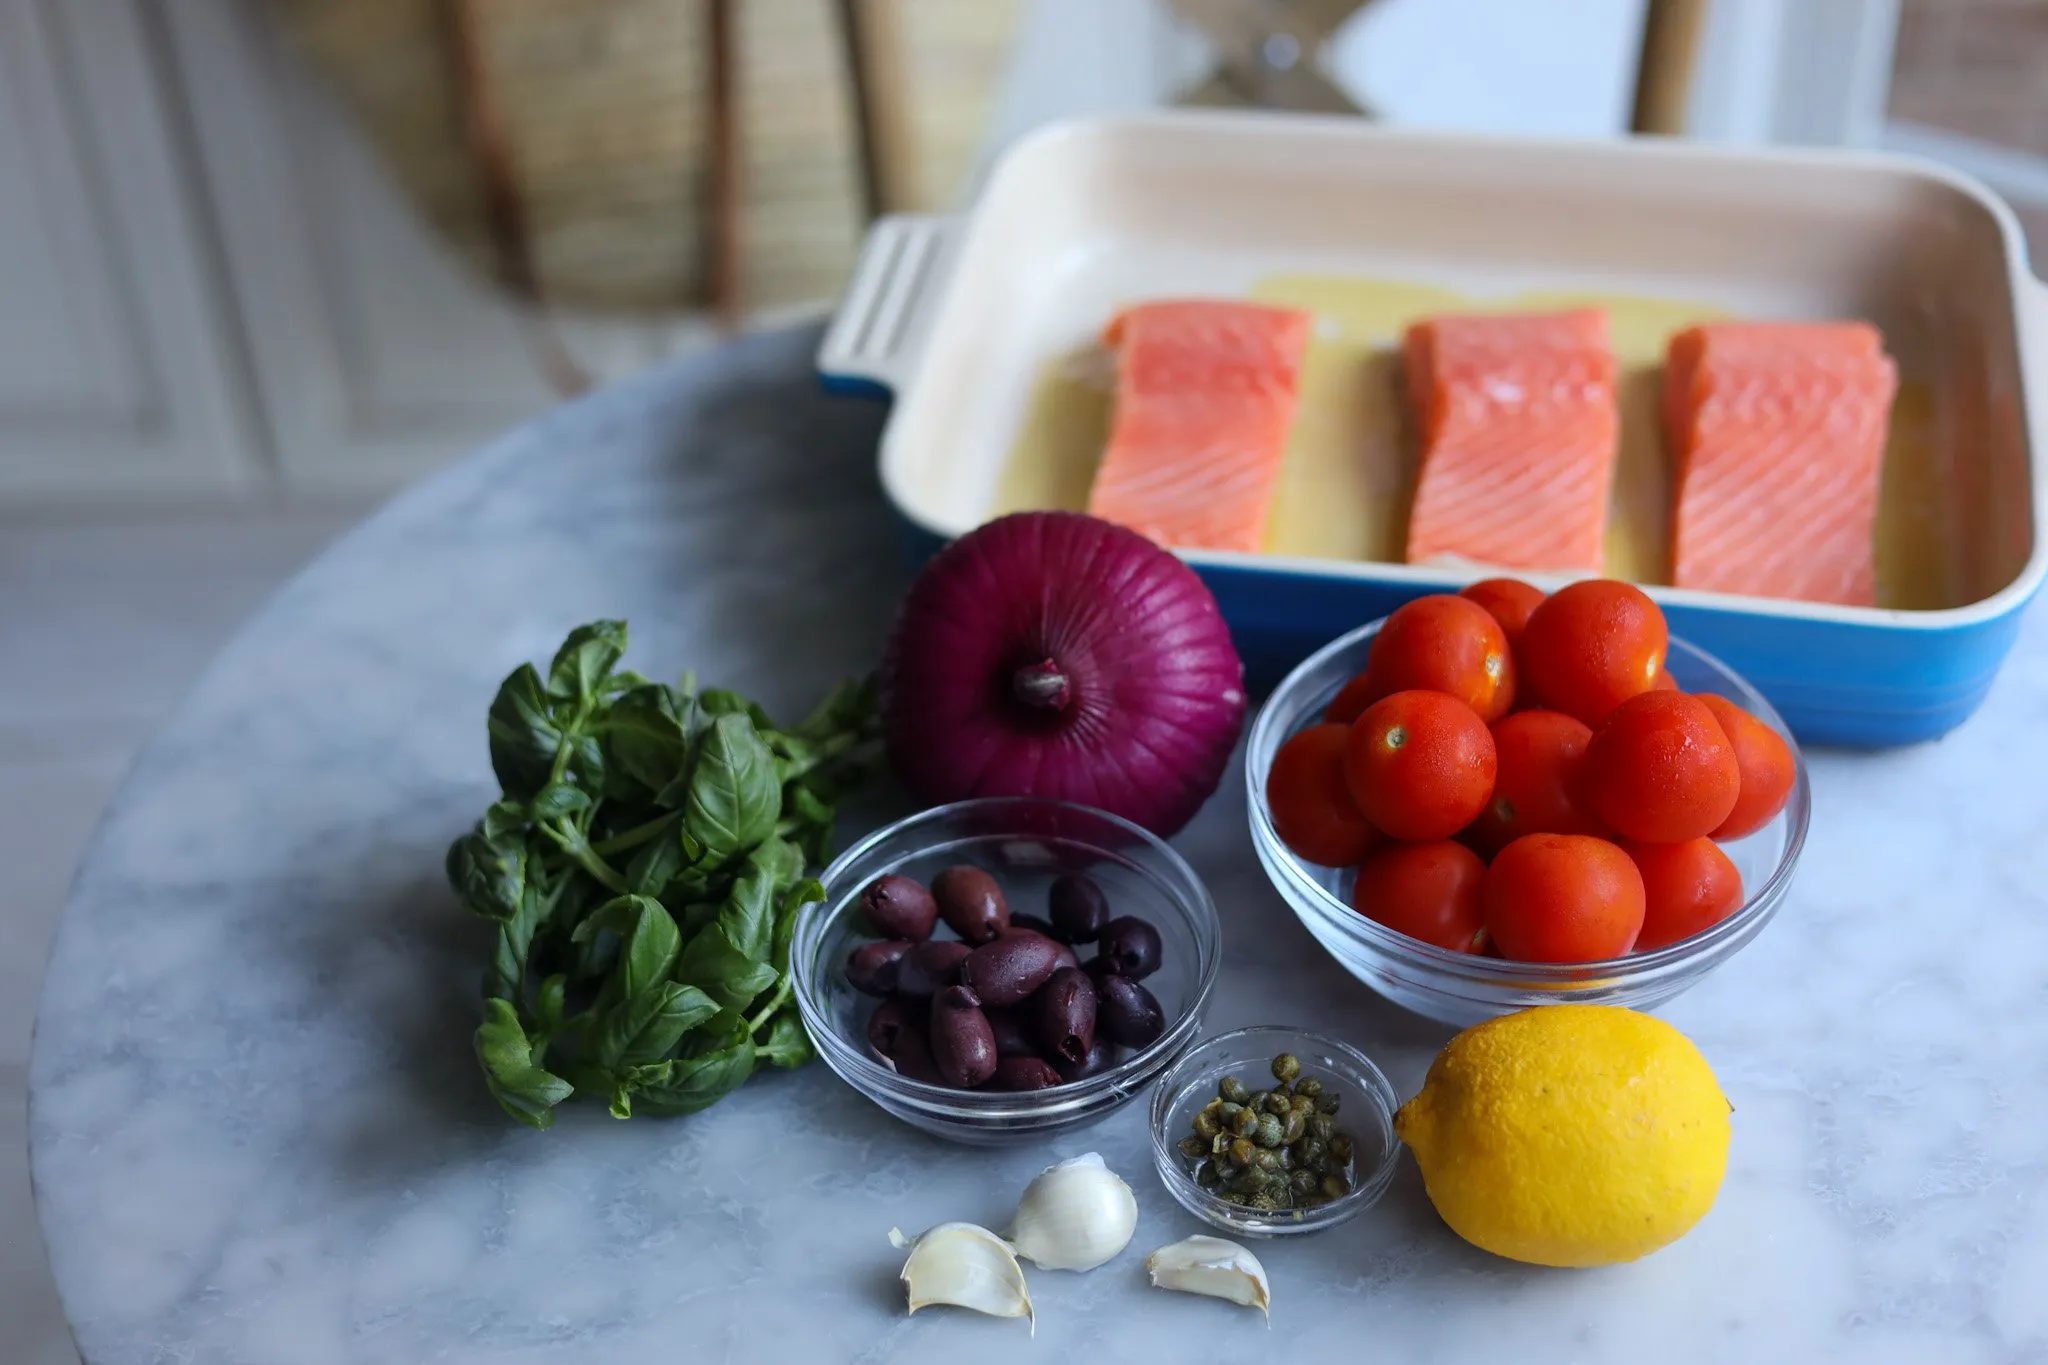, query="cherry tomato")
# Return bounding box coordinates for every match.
[1265,723,1382,867]
[1694,694,1797,839]
[1344,690,1498,841]
[1578,691,1741,843]
[1351,841,1487,952]
[1623,837,1744,951]
[1483,833,1645,963]
[1464,710,1603,856]
[1459,578,1546,648]
[1518,579,1669,726]
[1651,667,1679,691]
[1327,595,1515,724]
